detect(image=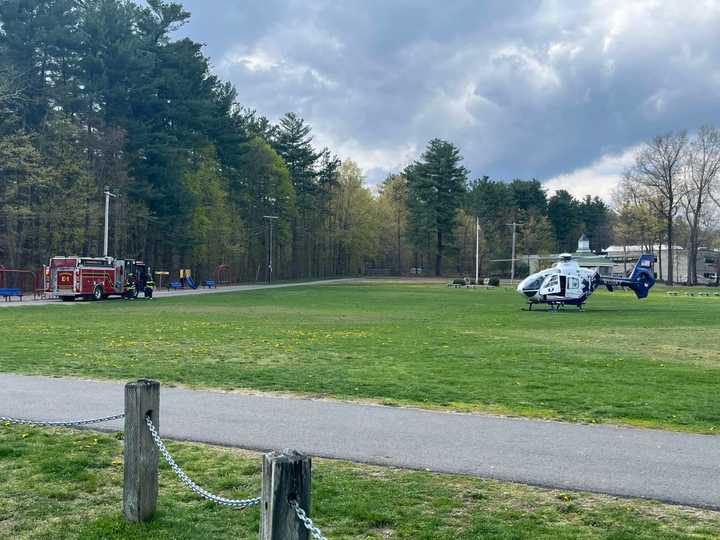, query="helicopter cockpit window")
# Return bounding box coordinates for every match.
[545,274,559,287]
[522,275,545,291]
